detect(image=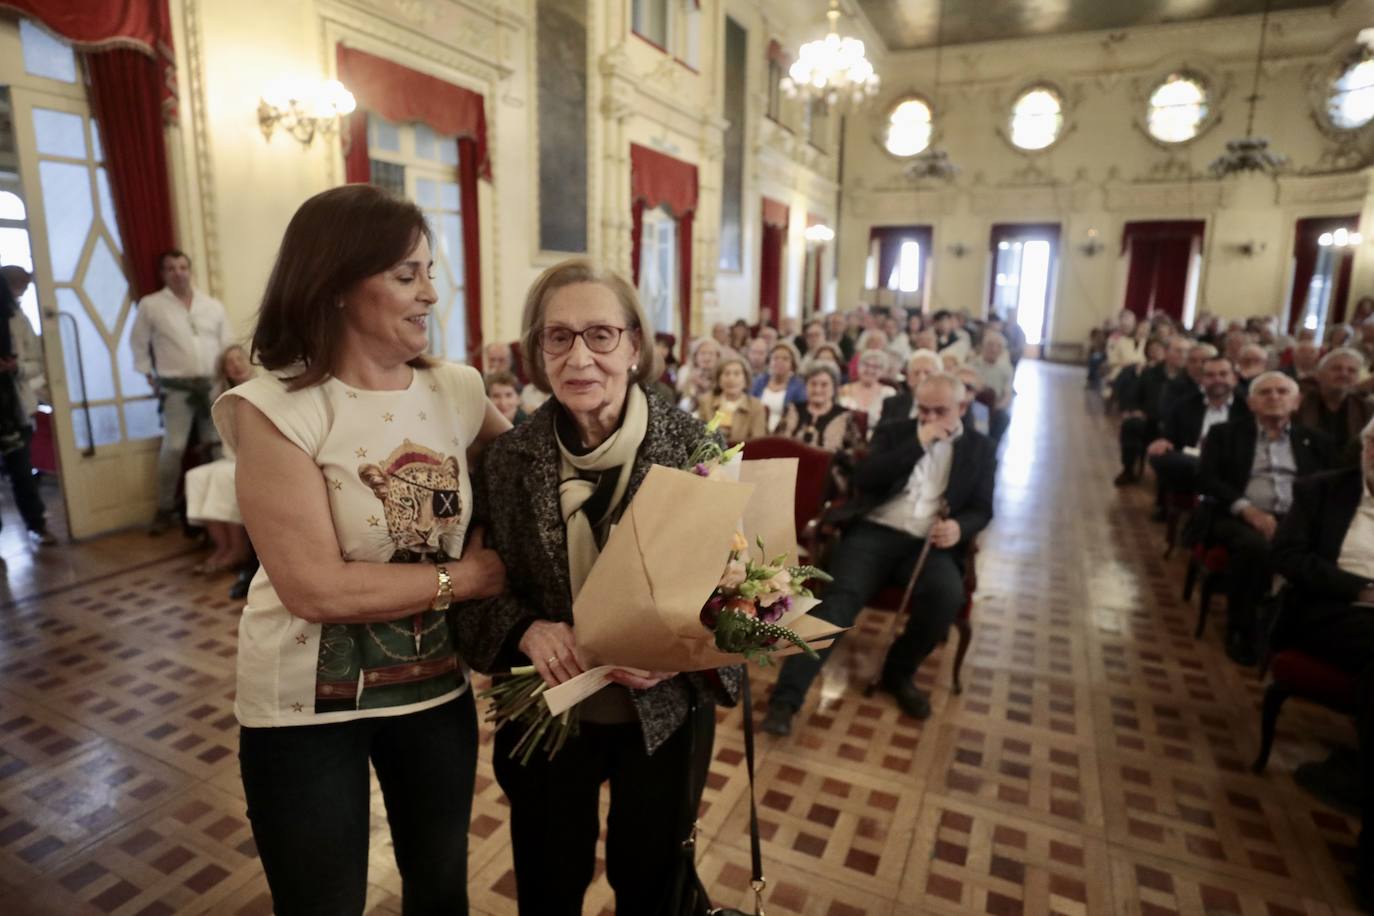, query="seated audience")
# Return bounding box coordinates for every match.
[777,362,863,456]
[483,341,514,375]
[968,330,1014,442]
[1197,371,1332,664]
[848,329,891,381]
[839,349,897,435]
[992,312,1027,367]
[1235,343,1270,396]
[1160,342,1214,417]
[1148,355,1248,518]
[711,321,731,347]
[1326,323,1355,351]
[185,344,257,574]
[955,366,992,437]
[826,311,855,361]
[1116,336,1183,485]
[1357,319,1374,367]
[1271,424,1374,909]
[1104,310,1147,391]
[1085,327,1108,389]
[752,341,806,431]
[1350,296,1374,326]
[745,336,769,384]
[1296,347,1373,462]
[485,371,528,426]
[728,320,751,352]
[808,341,847,381]
[696,355,768,446]
[800,319,826,356]
[761,372,996,734]
[1286,339,1322,388]
[678,337,727,412]
[931,310,971,362]
[881,349,942,423]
